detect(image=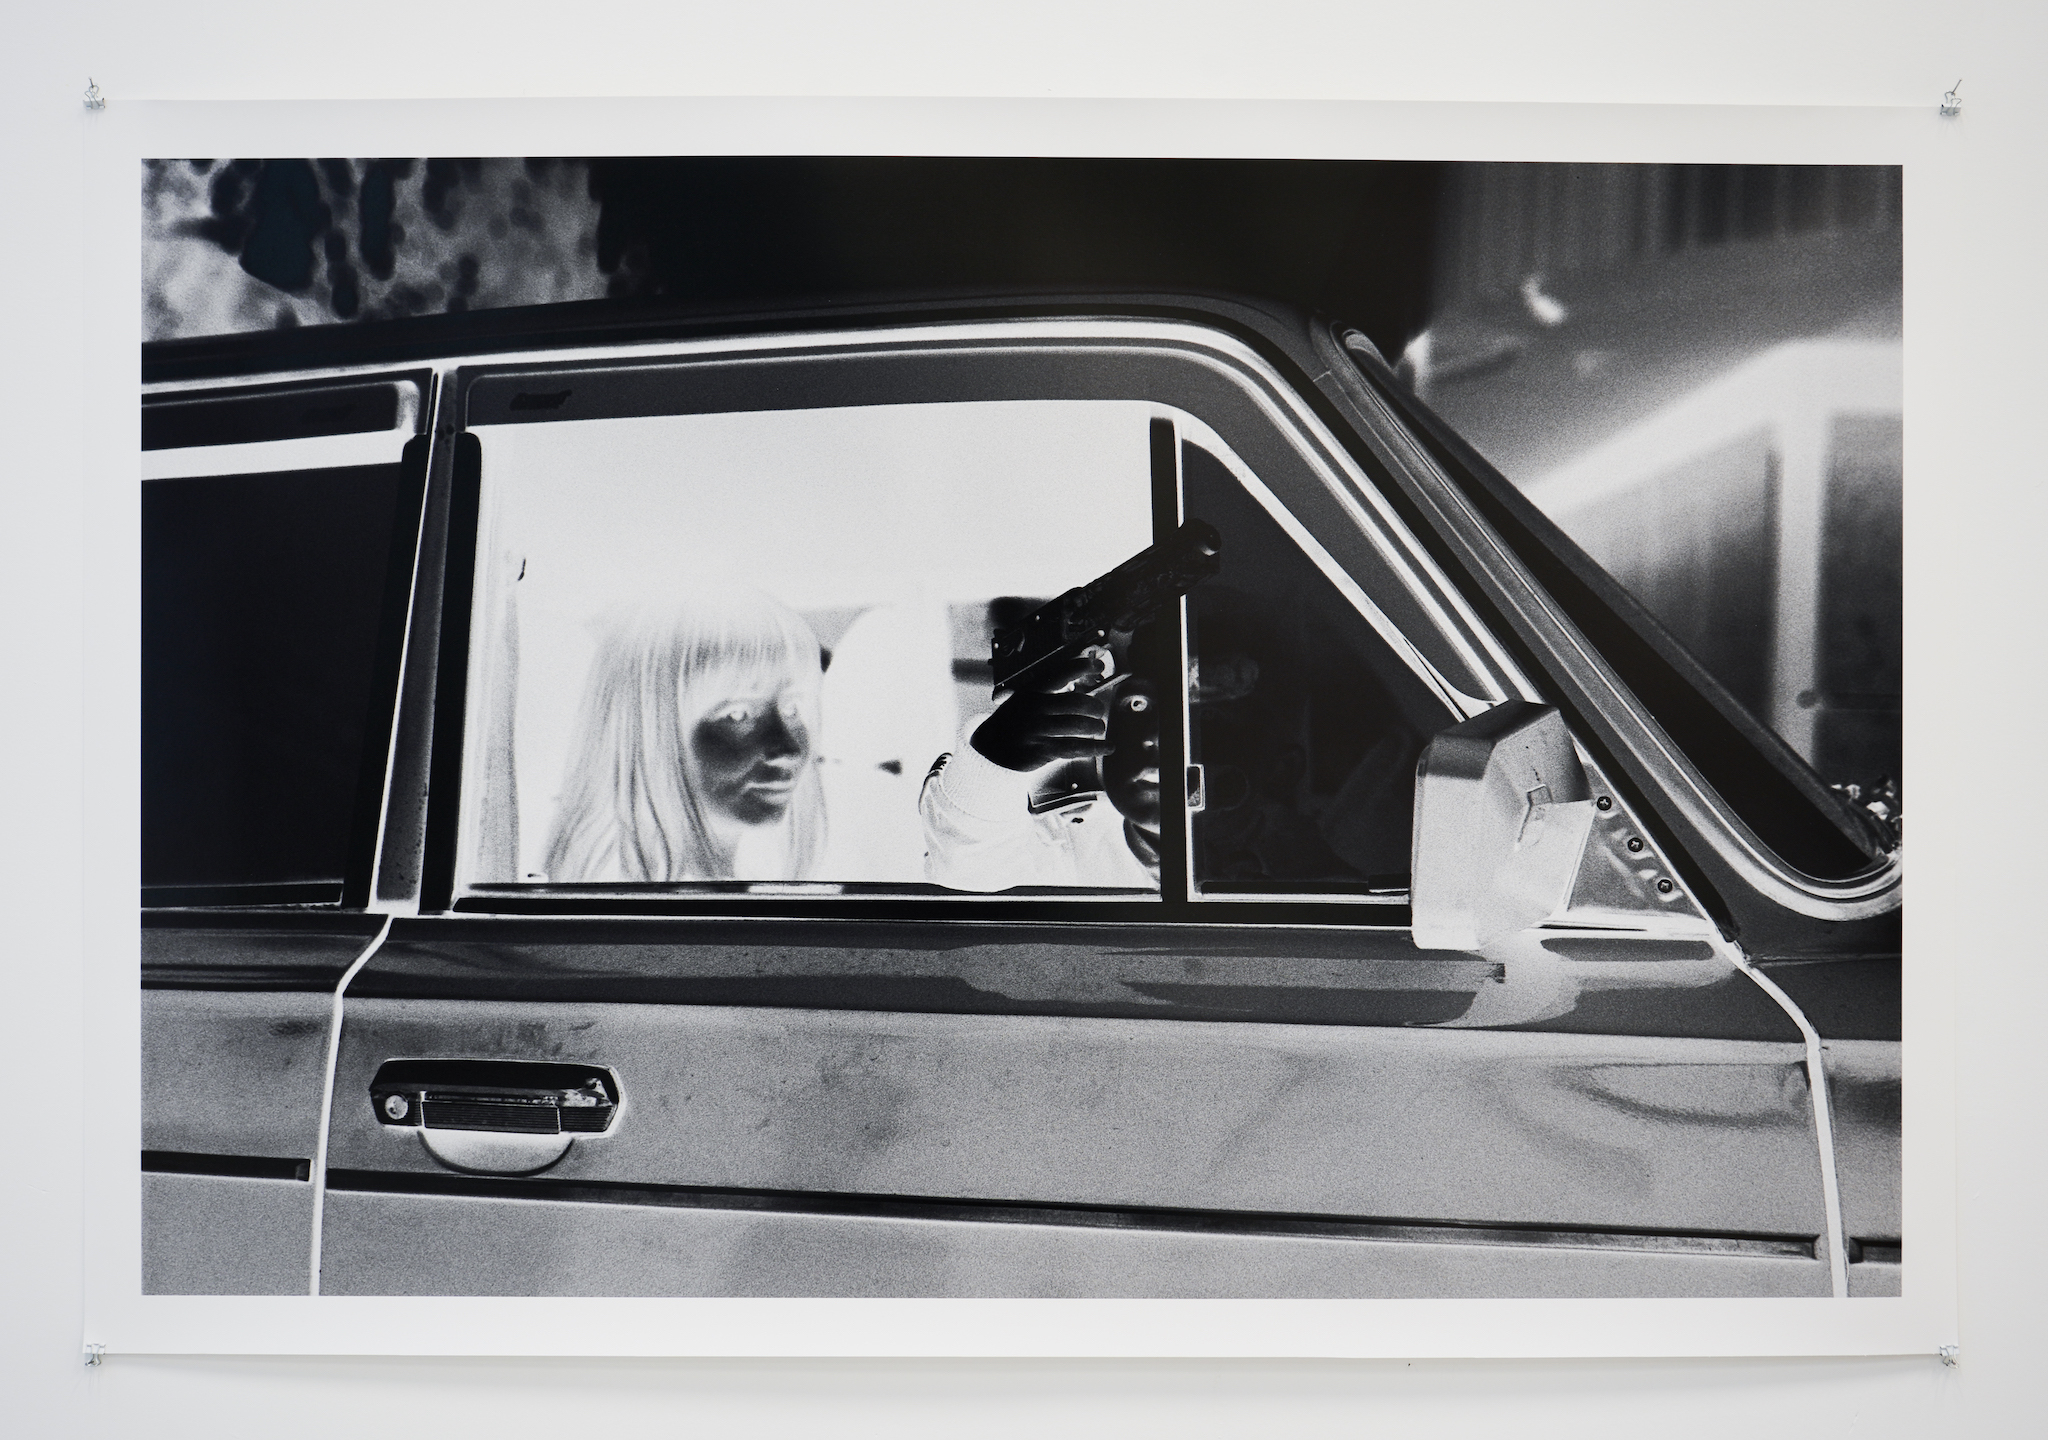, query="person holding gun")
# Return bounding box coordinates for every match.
[921,520,1218,892]
[920,648,1165,891]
